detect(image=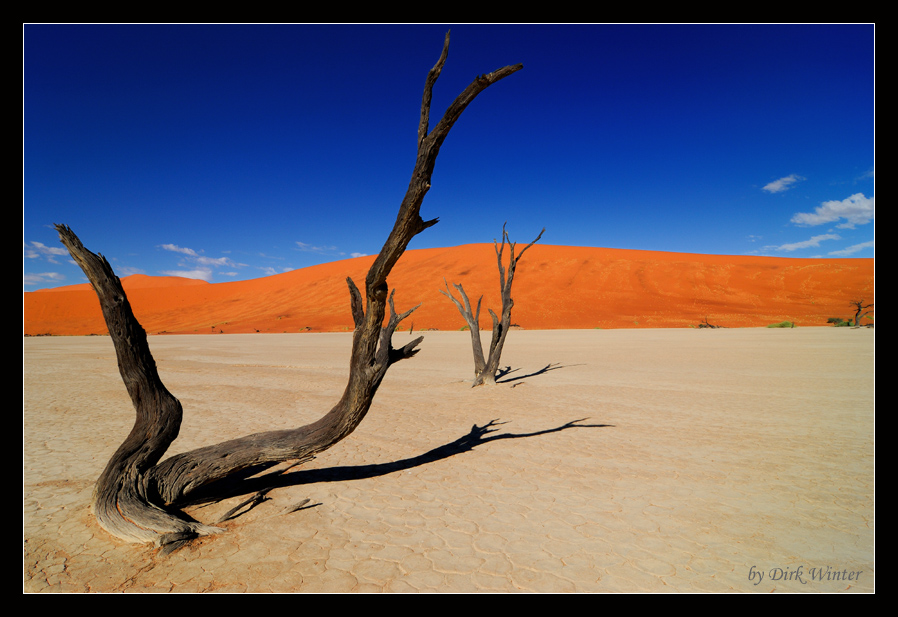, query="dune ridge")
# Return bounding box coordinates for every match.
[24,244,874,336]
